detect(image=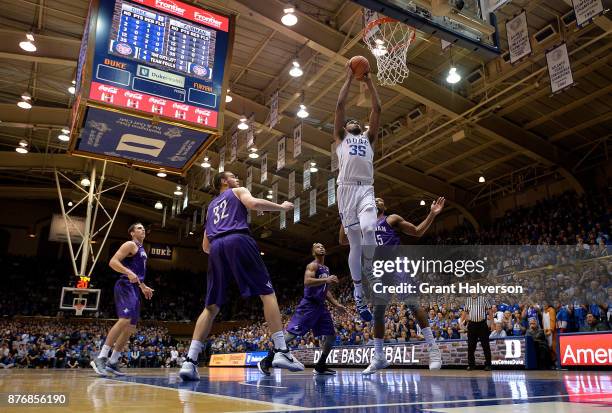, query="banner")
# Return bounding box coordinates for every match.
[272,182,278,203]
[293,123,302,158]
[269,90,278,128]
[218,145,225,172]
[49,214,85,243]
[331,142,338,172]
[303,161,311,191]
[260,153,268,183]
[277,137,286,170]
[559,332,612,367]
[209,353,246,366]
[246,115,255,148]
[256,192,264,216]
[309,188,317,217]
[288,170,296,198]
[291,338,527,367]
[204,167,211,188]
[245,352,268,366]
[280,209,286,229]
[230,130,238,163]
[246,166,253,191]
[546,43,574,94]
[506,11,531,64]
[571,0,604,27]
[293,197,300,223]
[327,177,336,206]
